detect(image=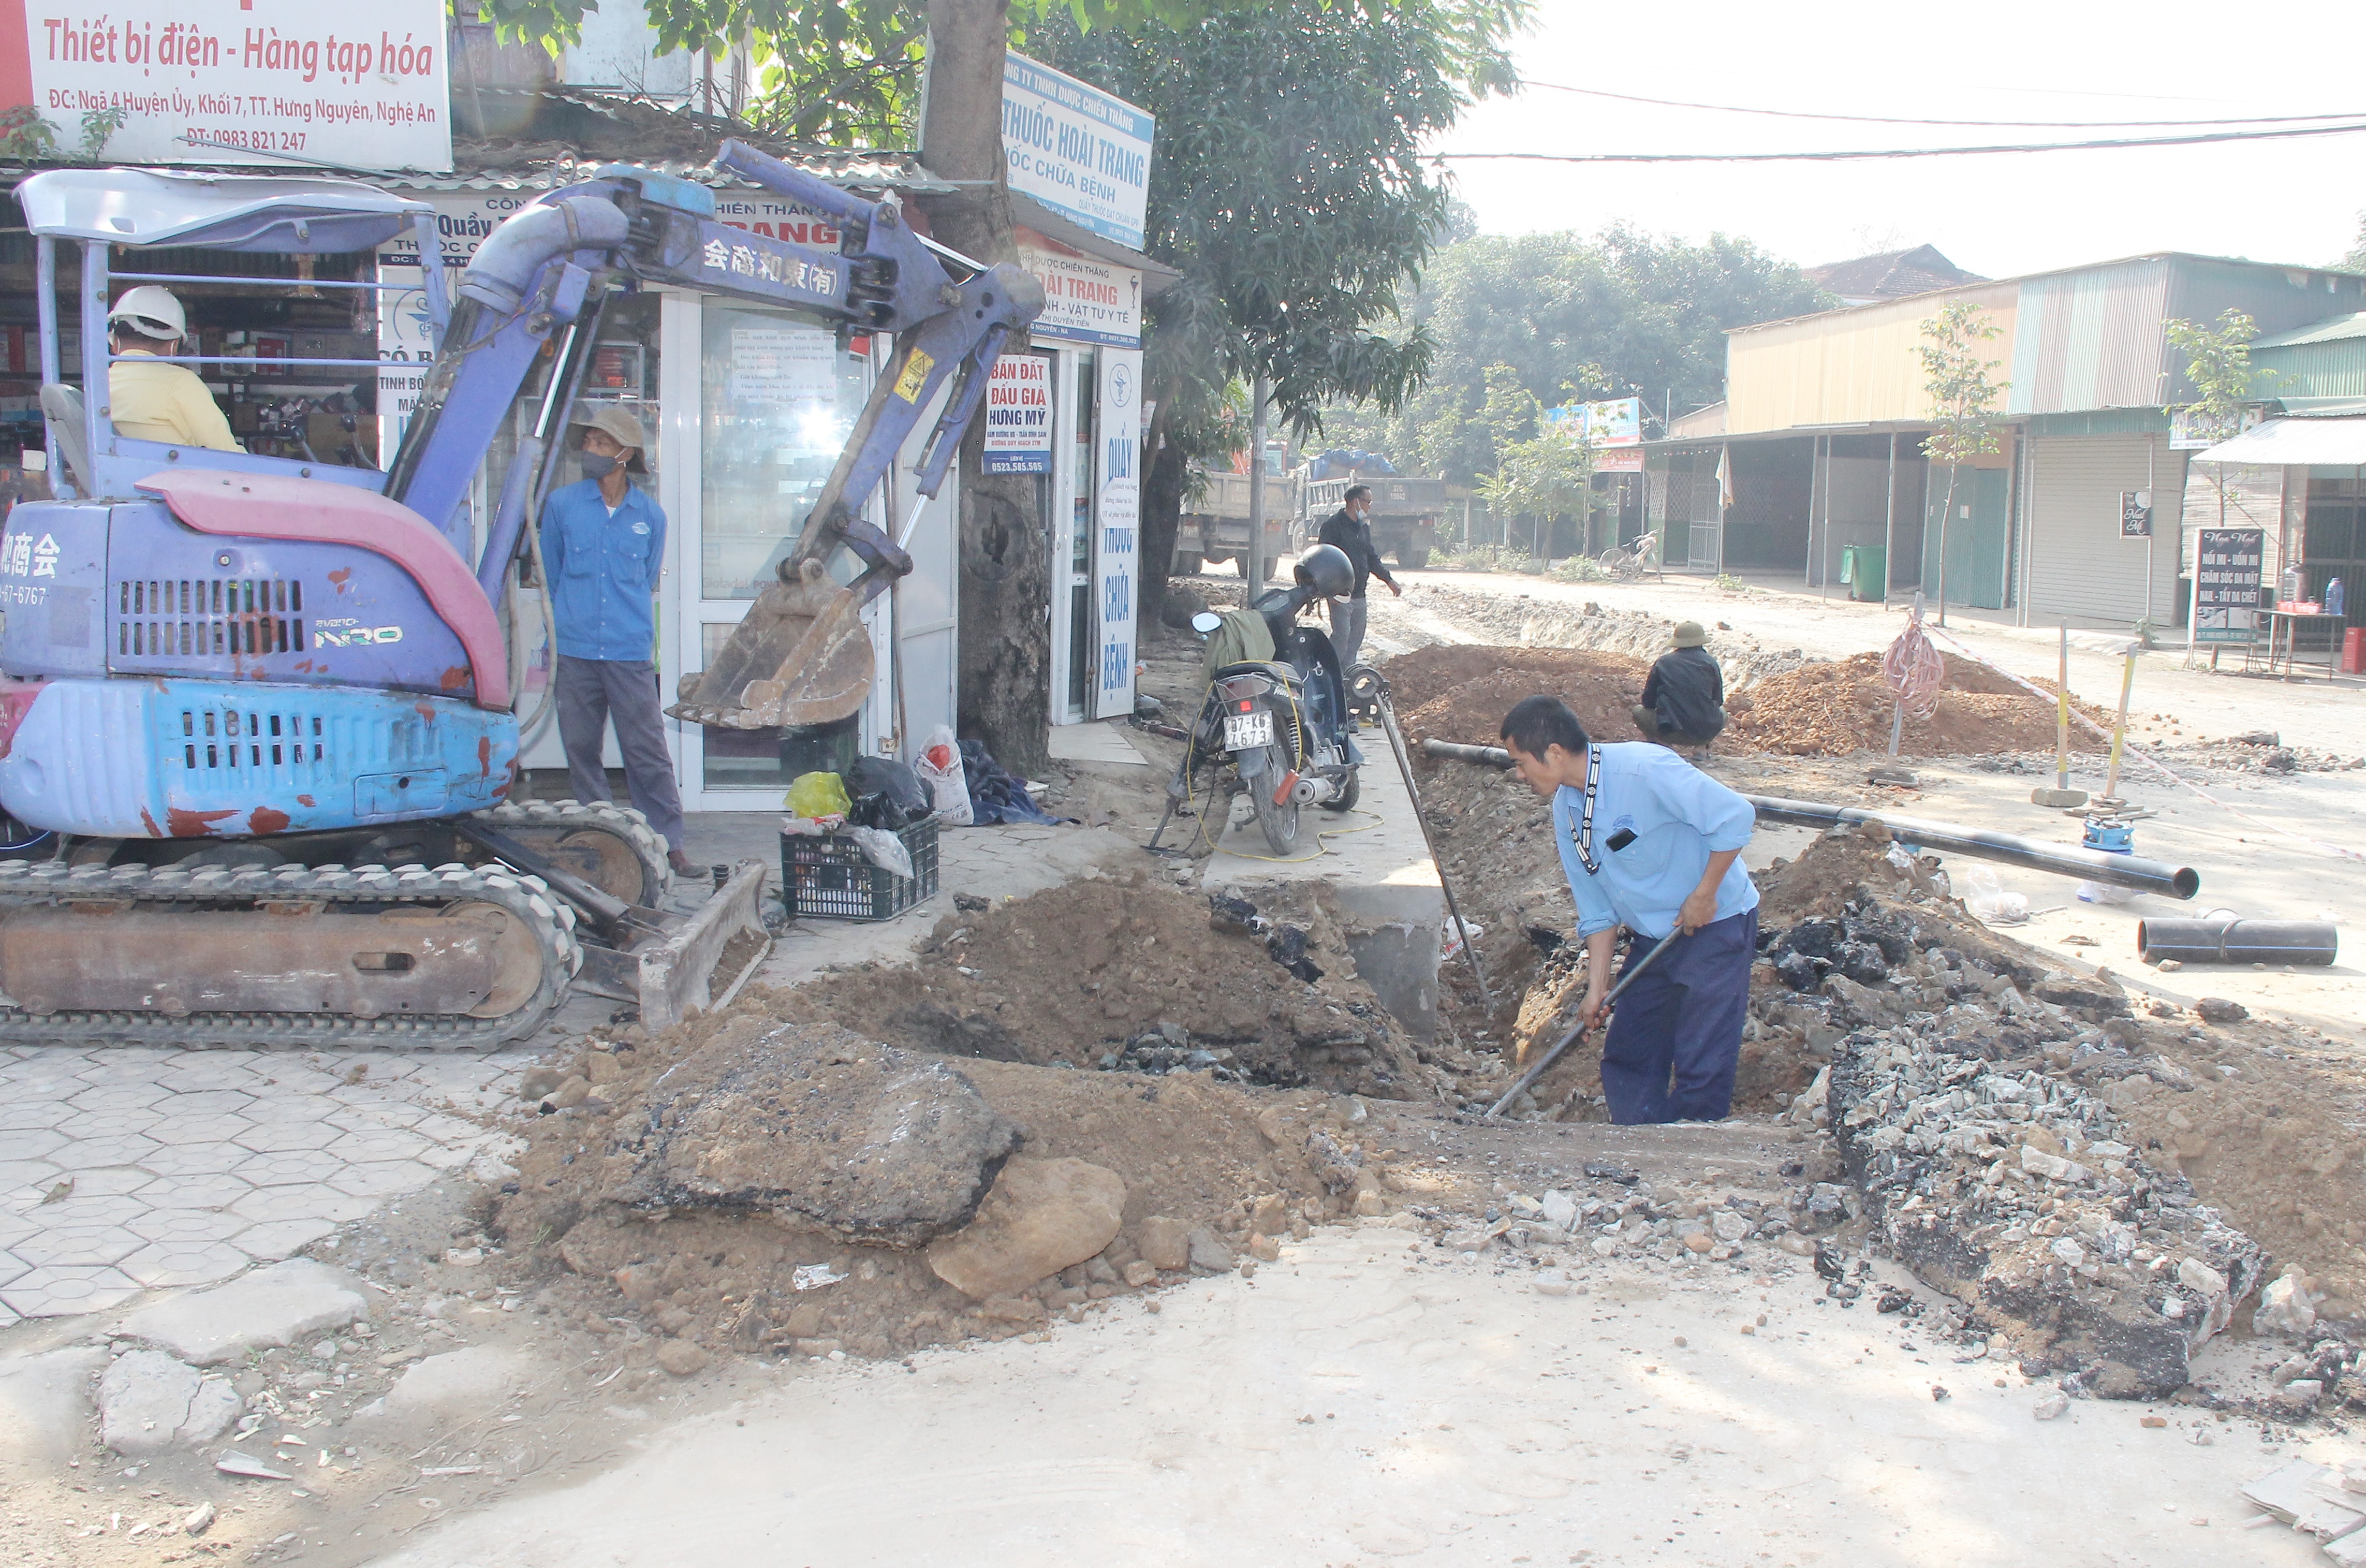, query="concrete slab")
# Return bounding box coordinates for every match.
[0,1343,105,1467]
[1047,720,1149,767]
[114,1257,369,1365]
[1202,734,1446,1038]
